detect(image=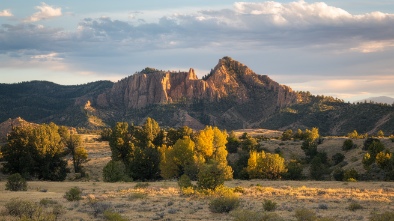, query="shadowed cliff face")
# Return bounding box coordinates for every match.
[96,57,298,109]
